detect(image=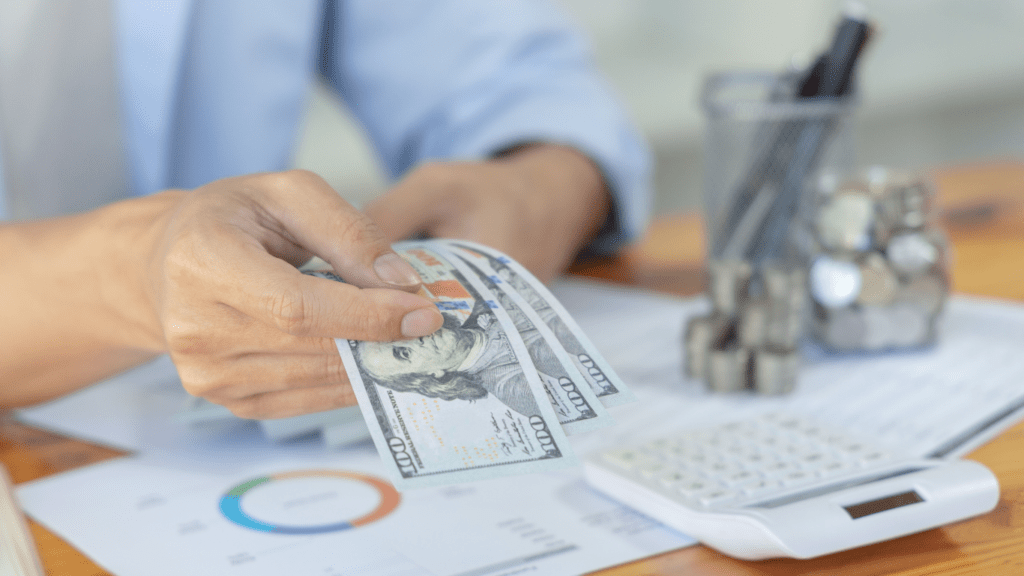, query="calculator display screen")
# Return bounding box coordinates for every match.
[844,491,924,519]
